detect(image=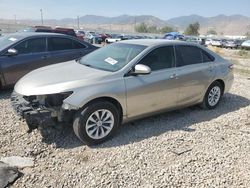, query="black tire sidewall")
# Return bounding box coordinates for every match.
[73,101,120,145]
[203,81,222,109]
